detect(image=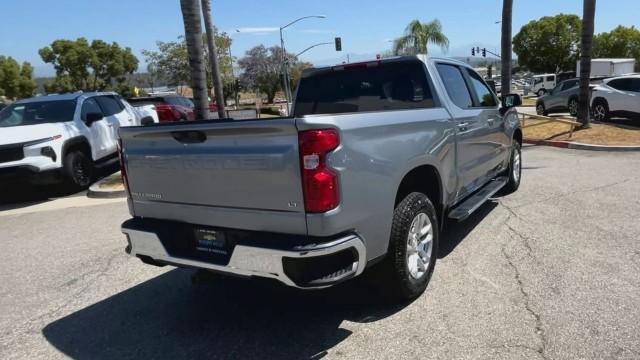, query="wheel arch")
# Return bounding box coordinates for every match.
[395,165,444,224]
[62,136,92,160]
